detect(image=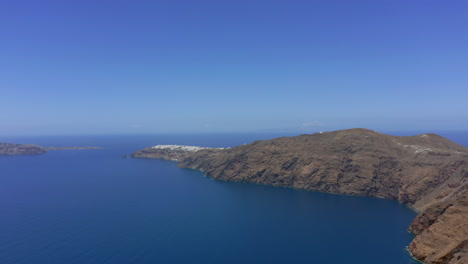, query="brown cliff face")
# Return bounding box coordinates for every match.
[132,128,468,264]
[408,188,468,264]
